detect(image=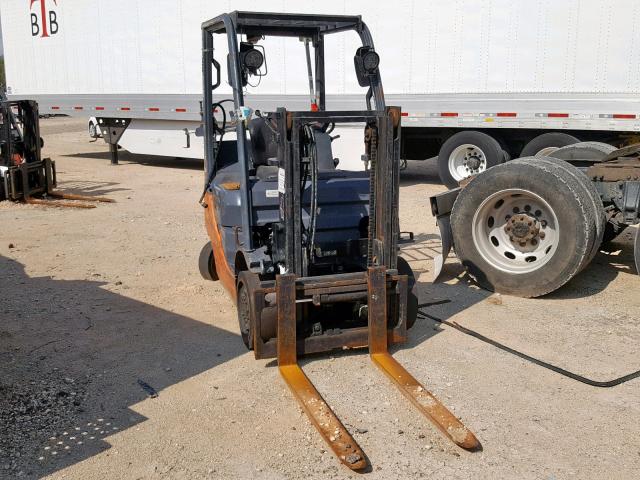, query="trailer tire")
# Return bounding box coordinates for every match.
[88,120,98,139]
[438,131,504,188]
[450,160,598,297]
[550,141,615,162]
[198,242,218,281]
[530,155,605,267]
[520,132,579,157]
